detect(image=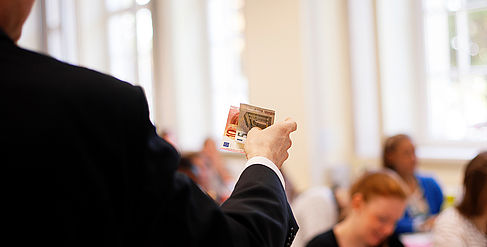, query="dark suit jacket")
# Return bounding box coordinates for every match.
[2,29,298,246]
